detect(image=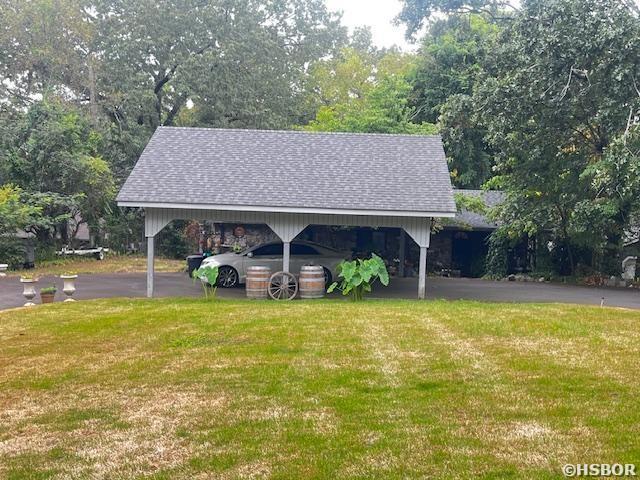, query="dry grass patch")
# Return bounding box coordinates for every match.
[7,254,184,277]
